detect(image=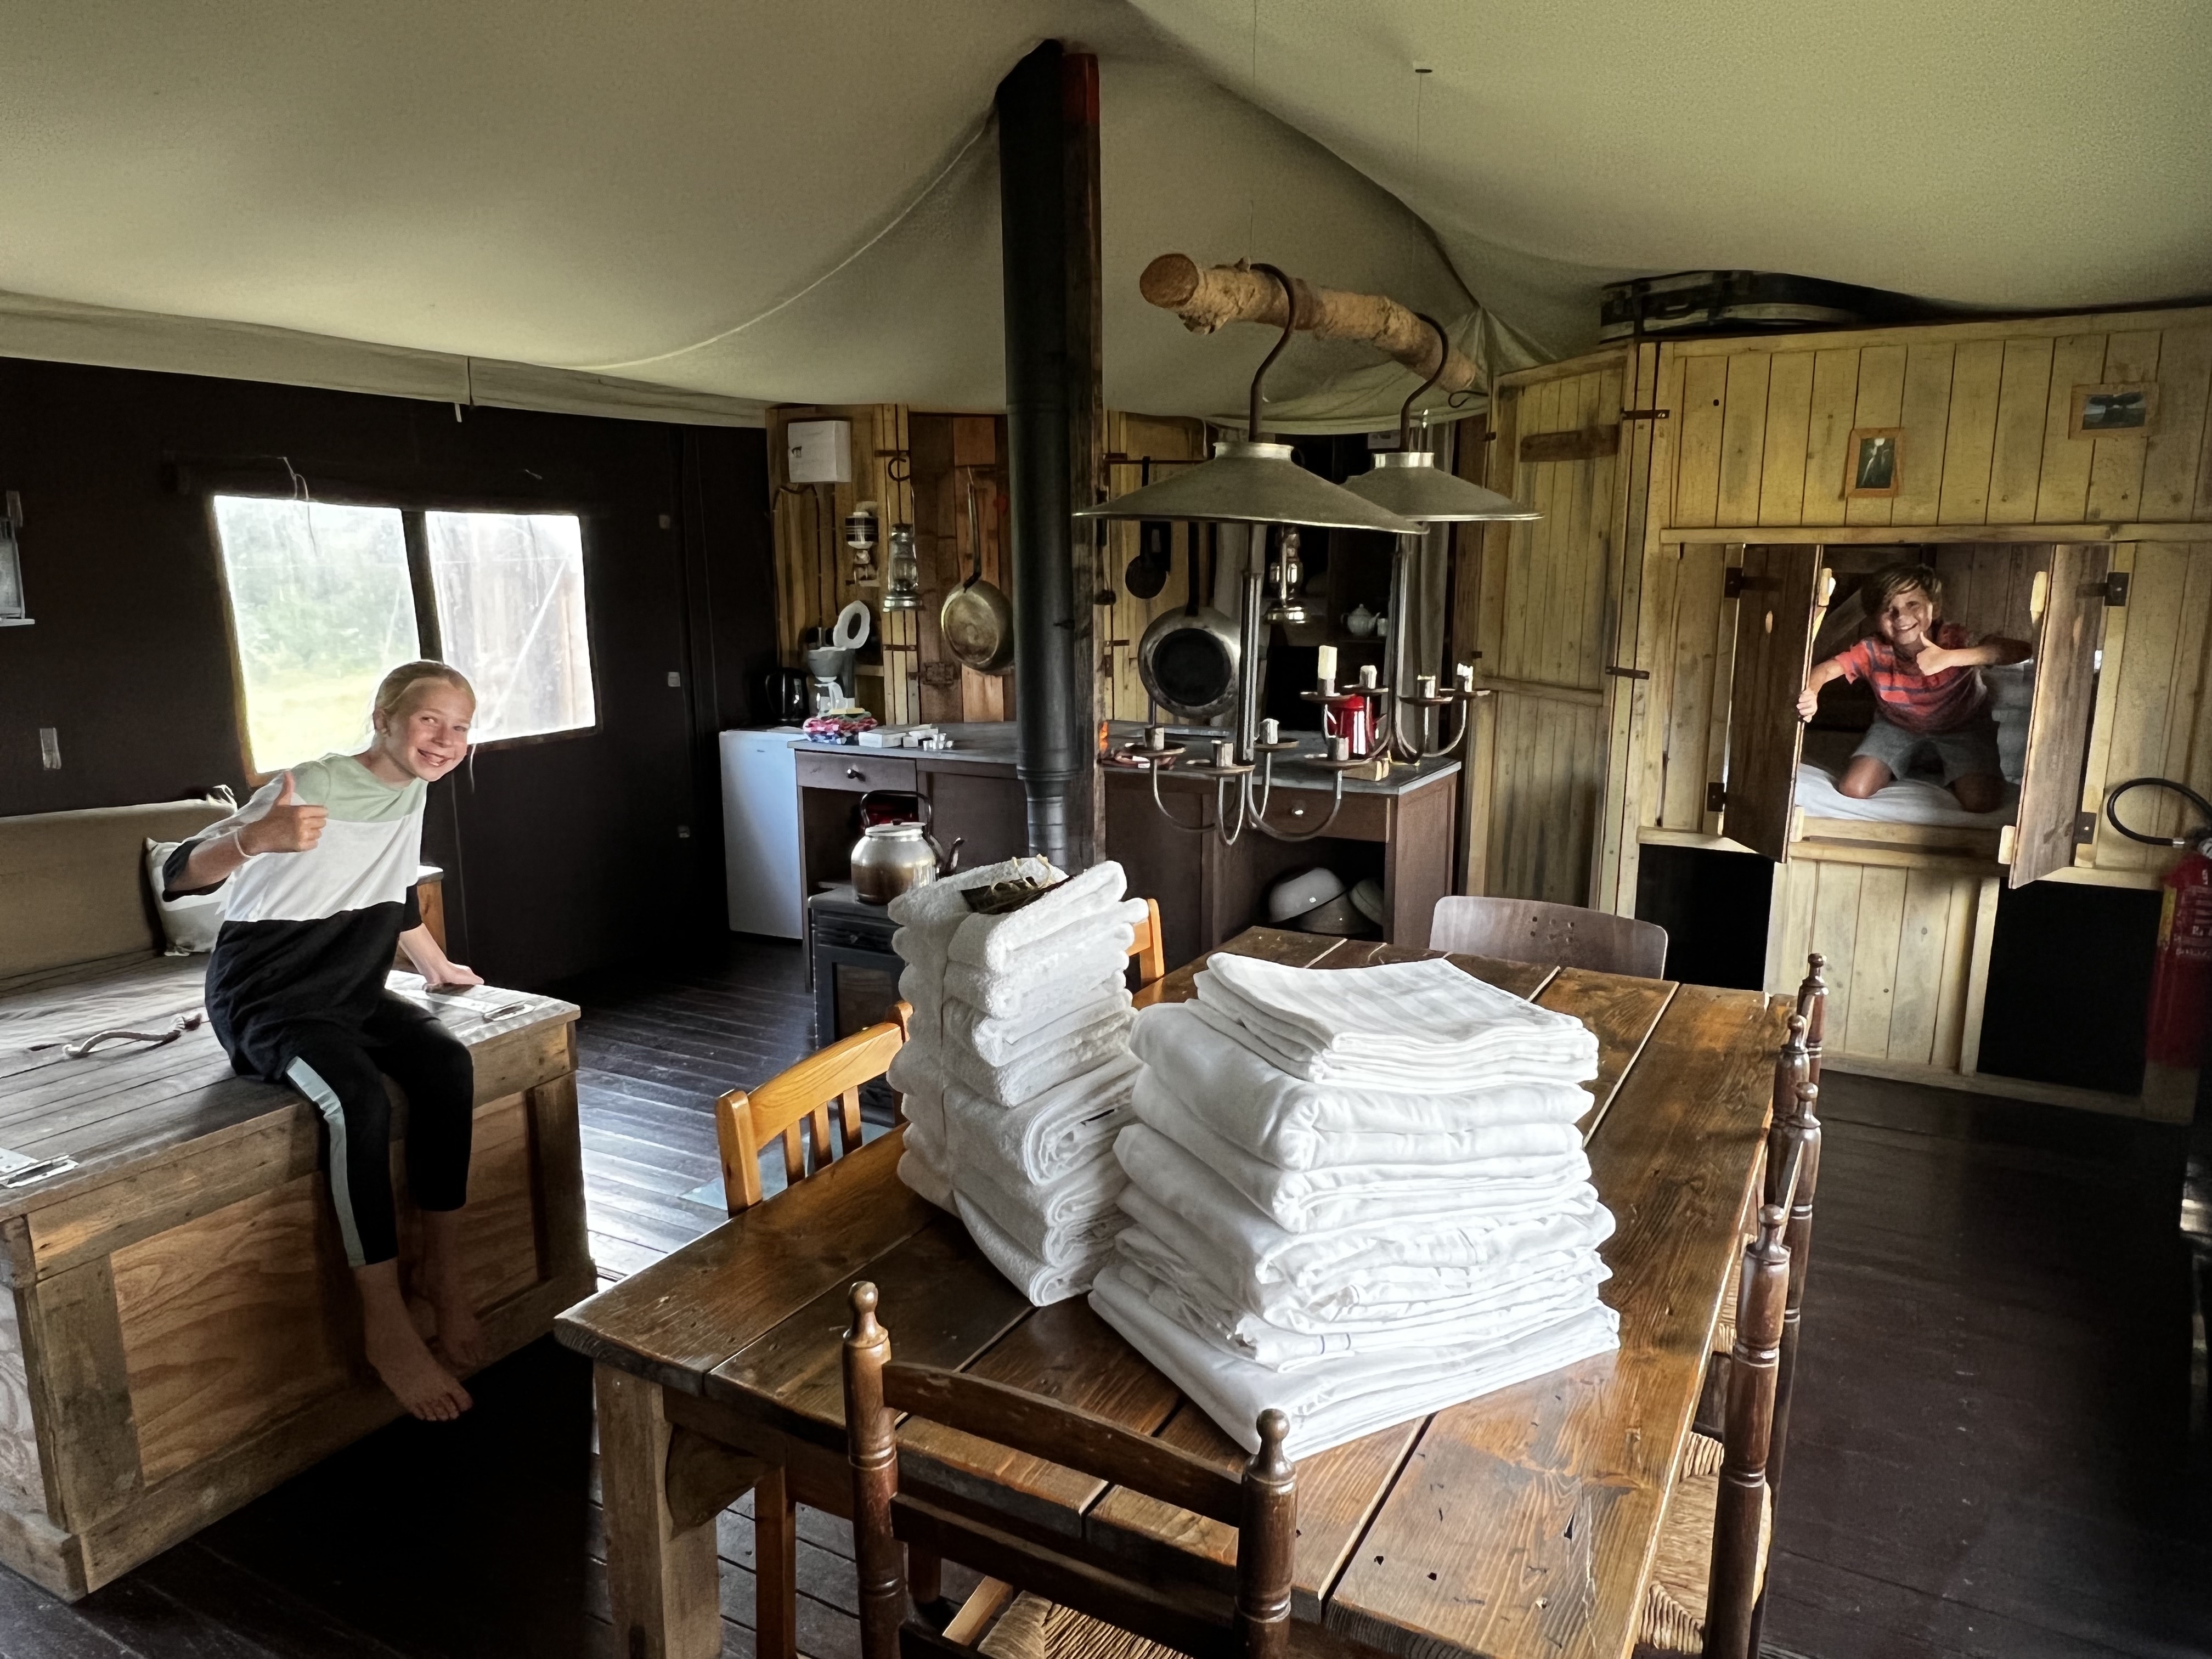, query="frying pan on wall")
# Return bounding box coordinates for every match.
[1136,523,1240,720]
[940,469,1013,674]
